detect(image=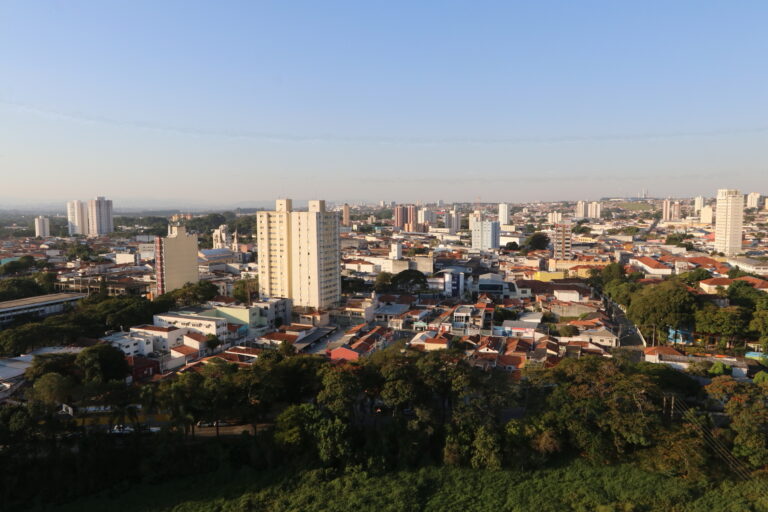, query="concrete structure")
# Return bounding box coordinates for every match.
[587,201,602,219]
[552,221,573,260]
[498,203,510,225]
[662,199,681,221]
[66,199,89,236]
[393,205,406,229]
[0,293,86,327]
[212,224,238,251]
[342,203,351,227]
[103,331,154,357]
[546,212,562,224]
[257,199,341,310]
[746,192,762,209]
[574,201,587,219]
[155,225,199,295]
[471,220,500,250]
[694,195,705,213]
[700,205,714,224]
[417,207,436,226]
[714,189,744,256]
[34,216,50,238]
[257,199,294,300]
[447,209,461,234]
[87,196,114,236]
